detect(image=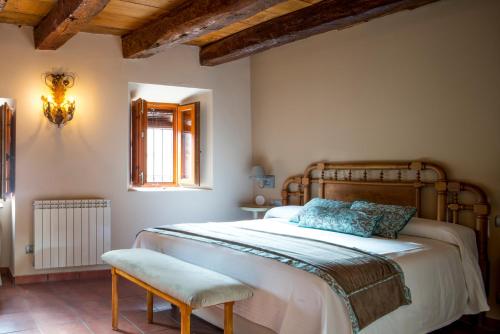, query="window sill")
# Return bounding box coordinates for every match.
[128,186,213,192]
